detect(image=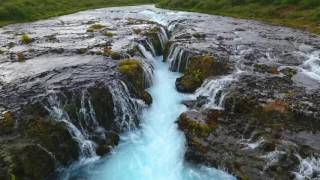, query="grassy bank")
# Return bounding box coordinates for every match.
[0,0,319,35]
[0,0,154,27]
[156,0,320,34]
